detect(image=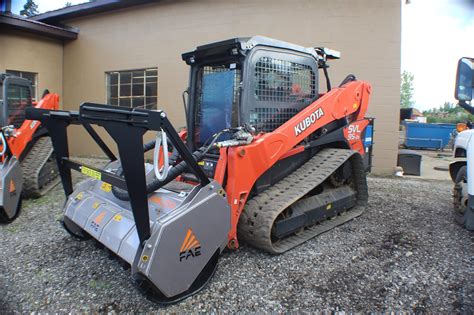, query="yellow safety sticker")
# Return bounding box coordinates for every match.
[197,161,205,166]
[113,214,122,222]
[92,202,100,209]
[100,182,112,192]
[326,204,332,210]
[75,192,84,201]
[81,166,102,180]
[353,103,358,109]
